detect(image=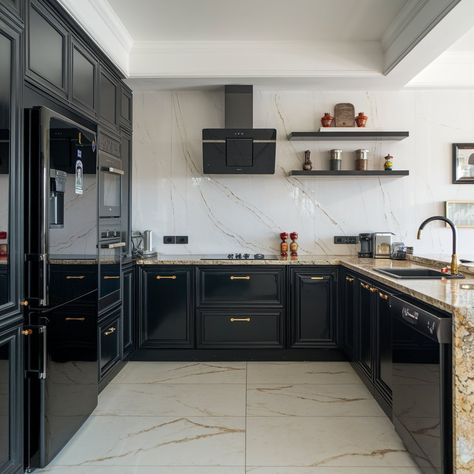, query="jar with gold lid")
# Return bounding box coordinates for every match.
[355,149,369,171]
